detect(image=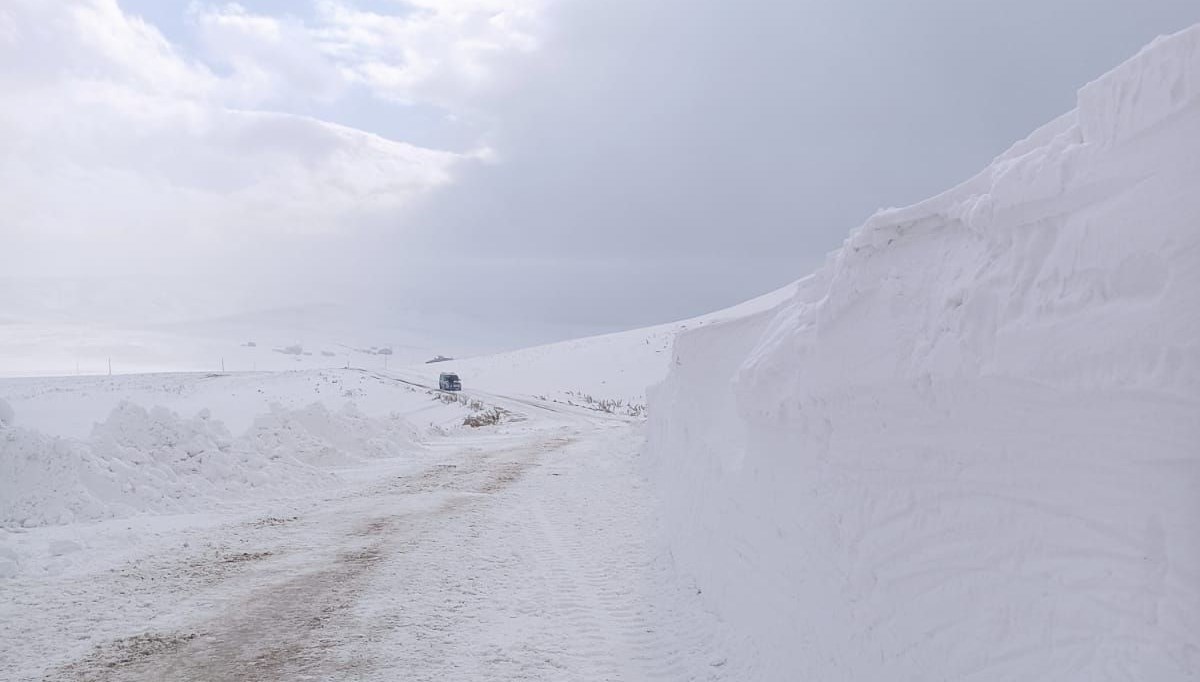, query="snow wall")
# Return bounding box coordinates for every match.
[647,25,1200,680]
